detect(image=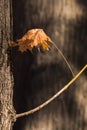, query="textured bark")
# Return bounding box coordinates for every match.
[0,0,15,130]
